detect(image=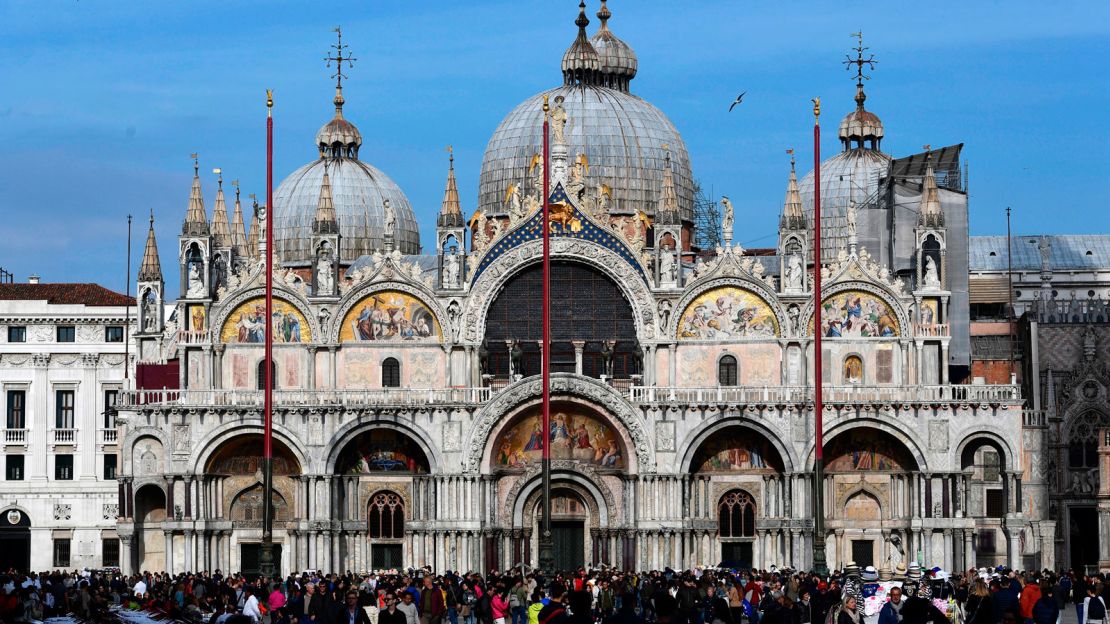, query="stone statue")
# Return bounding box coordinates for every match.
[593,183,610,217]
[658,299,672,330]
[720,196,735,244]
[212,254,227,292]
[443,250,460,288]
[1039,236,1052,268]
[787,304,801,335]
[659,249,676,284]
[446,299,461,340]
[786,253,804,290]
[383,199,396,234]
[550,96,568,145]
[924,255,941,288]
[505,183,524,223]
[316,252,334,295]
[846,201,858,239]
[568,153,588,203]
[186,262,206,298]
[142,291,158,332]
